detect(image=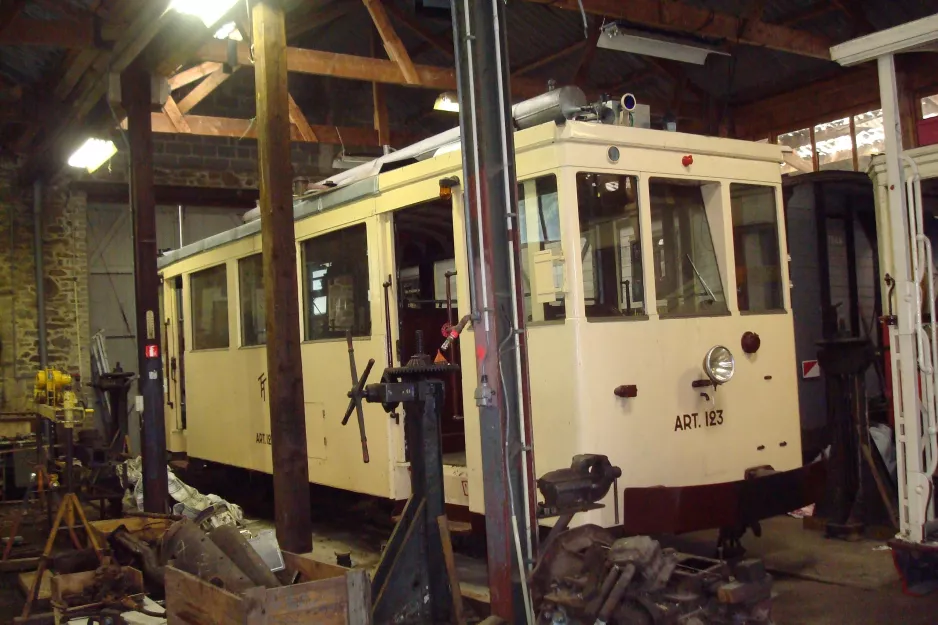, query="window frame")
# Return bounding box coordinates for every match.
[300,222,373,343]
[189,262,231,351]
[518,172,567,326]
[574,169,649,323]
[729,183,787,315]
[237,252,267,348]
